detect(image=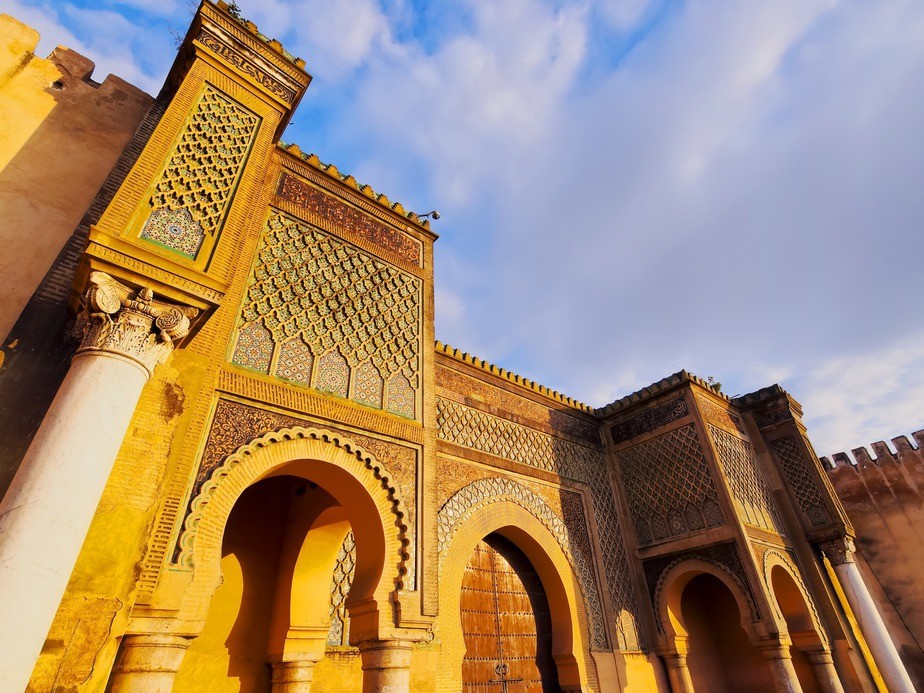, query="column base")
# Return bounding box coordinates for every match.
[358,640,412,693]
[109,634,192,693]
